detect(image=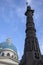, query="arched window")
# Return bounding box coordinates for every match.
[15,57,16,59]
[0,52,1,56]
[14,56,17,59]
[0,52,1,54]
[12,55,13,58]
[7,53,10,56]
[2,53,4,56]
